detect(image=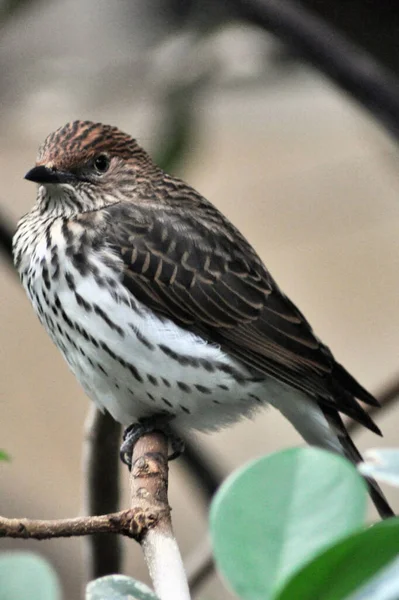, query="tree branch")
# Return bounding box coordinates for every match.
[129,431,191,600]
[0,509,155,540]
[0,429,191,599]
